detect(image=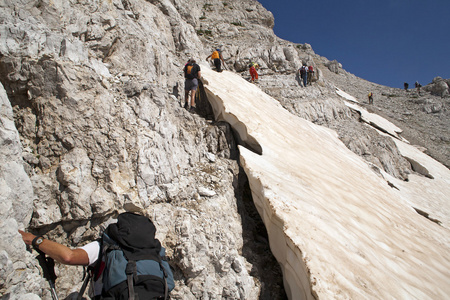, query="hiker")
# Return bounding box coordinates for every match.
[404,82,409,90]
[368,92,374,105]
[249,62,259,83]
[206,48,225,72]
[307,65,314,85]
[298,64,308,87]
[183,58,201,112]
[415,81,422,95]
[19,212,174,299]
